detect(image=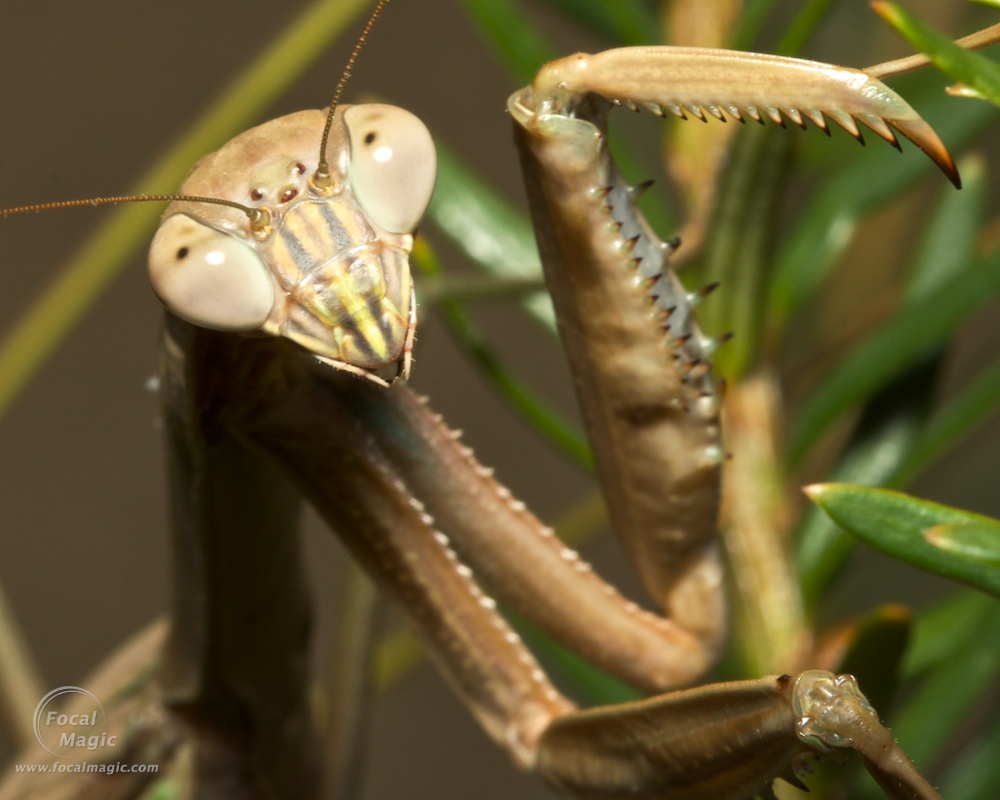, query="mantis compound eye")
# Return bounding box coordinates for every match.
[345,103,436,234]
[148,214,274,331]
